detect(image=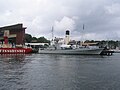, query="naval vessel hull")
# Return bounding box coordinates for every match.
[39,48,103,55]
